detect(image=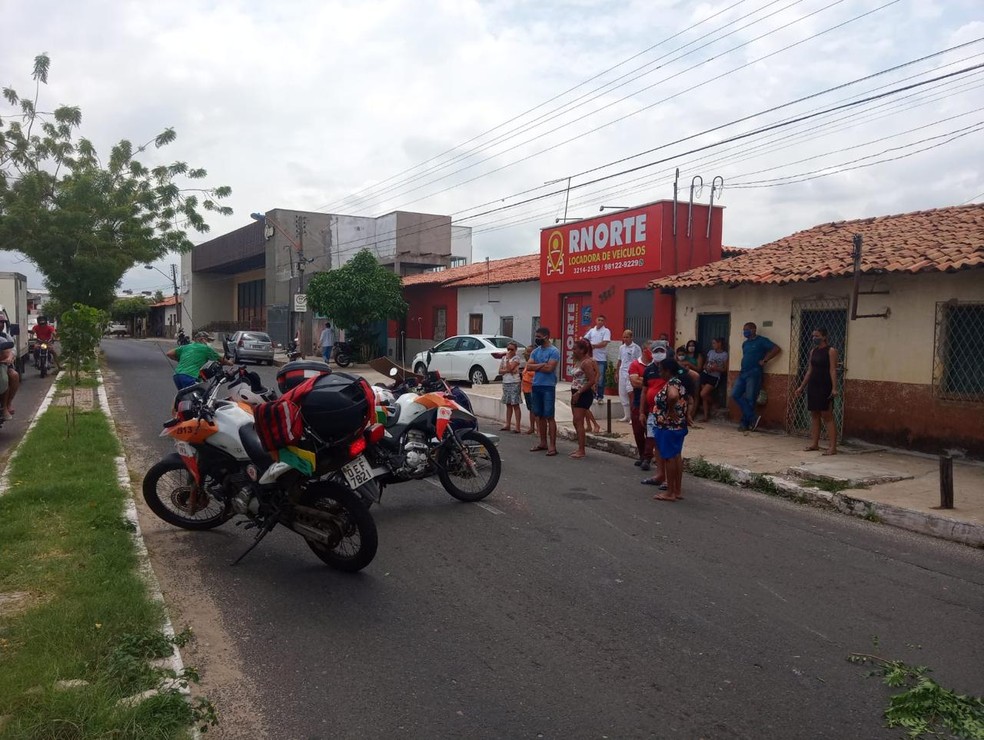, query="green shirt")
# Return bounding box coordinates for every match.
[174,343,220,378]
